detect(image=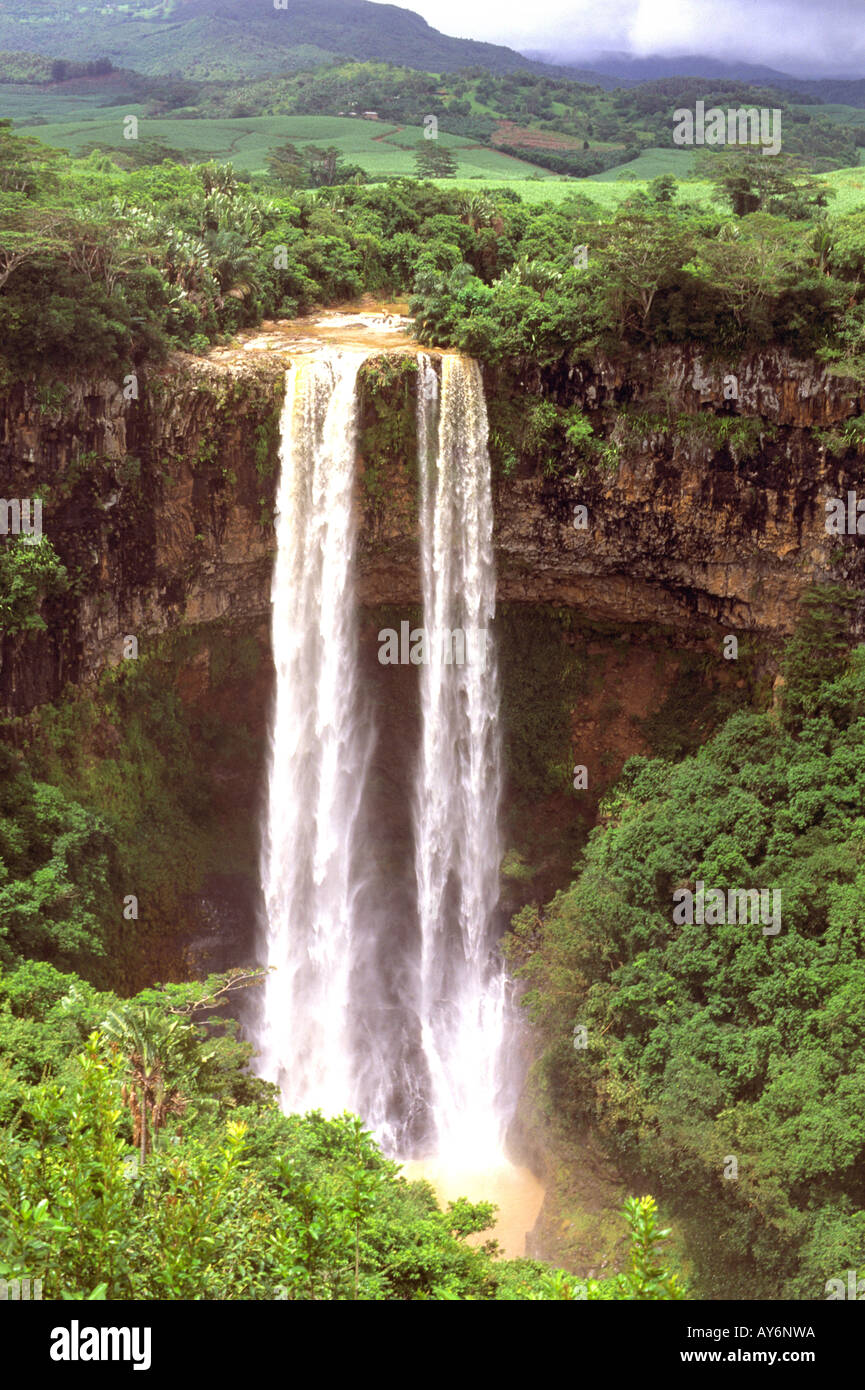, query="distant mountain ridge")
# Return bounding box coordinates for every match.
[0,0,617,81]
[522,48,865,104]
[1,0,863,103]
[523,50,804,84]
